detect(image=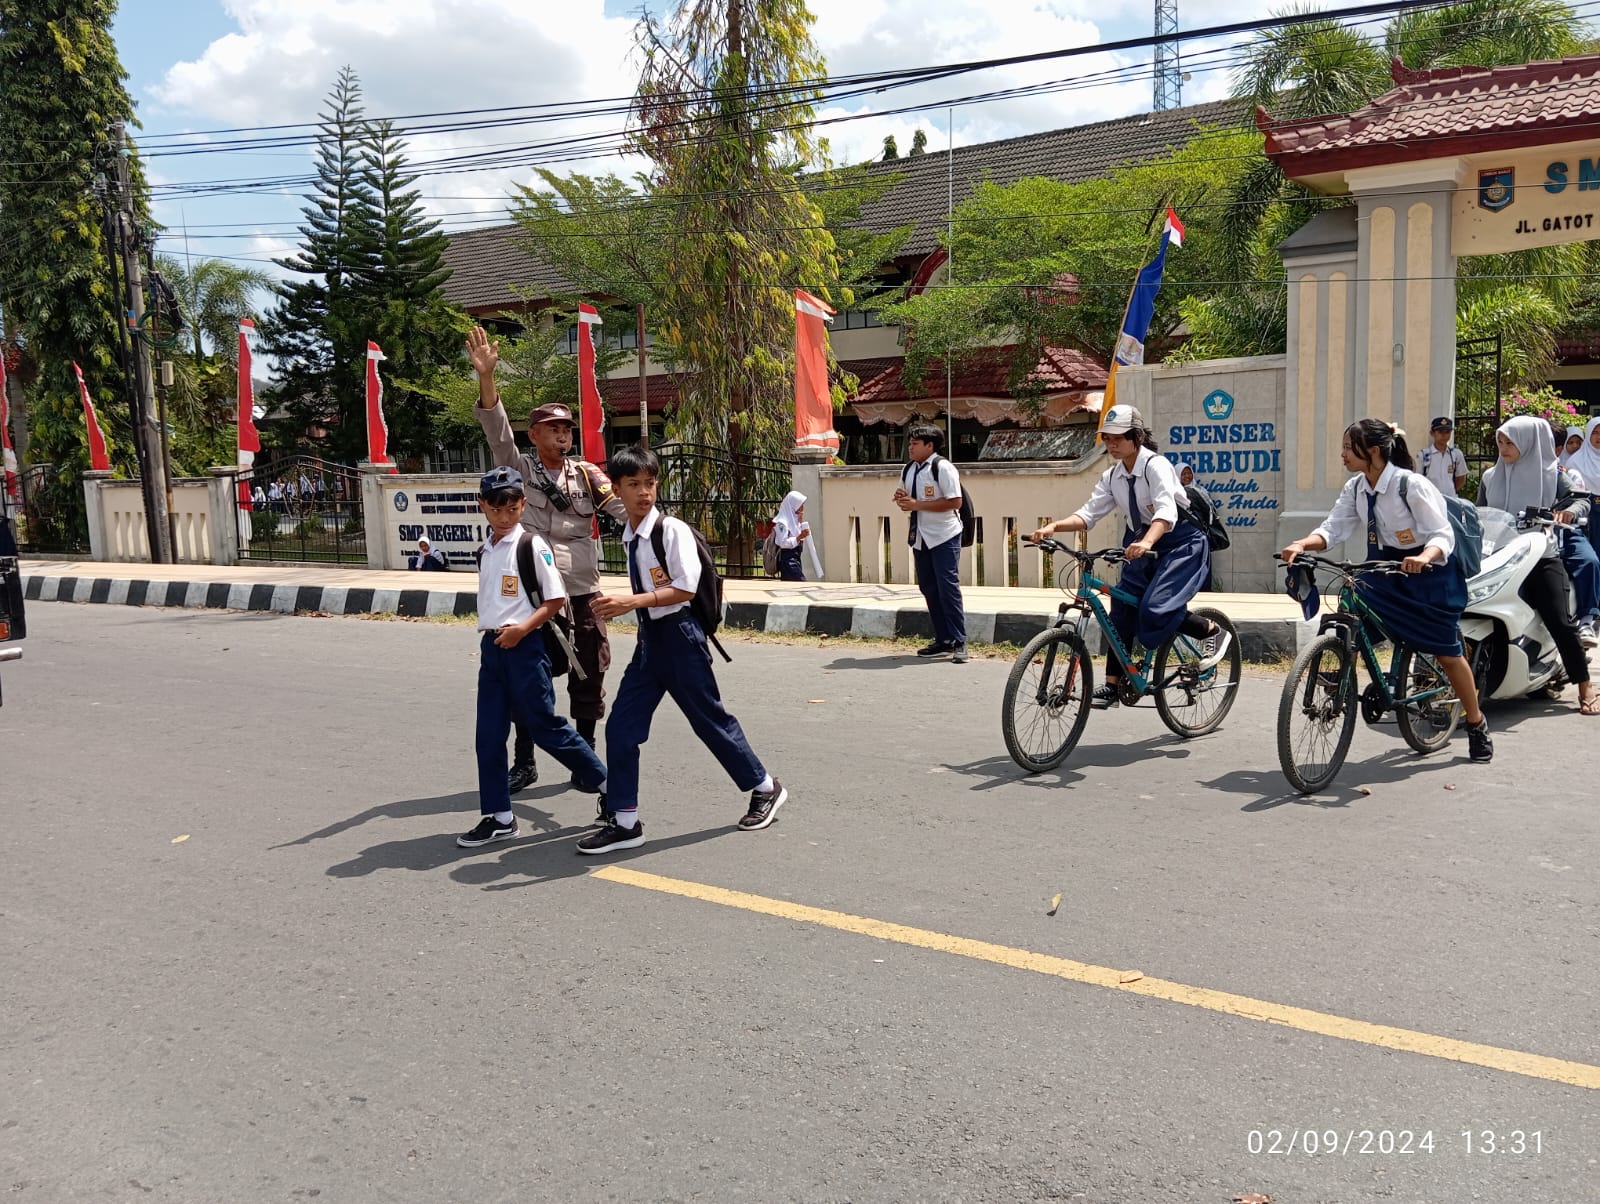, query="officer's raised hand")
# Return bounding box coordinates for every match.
[466,327,500,382]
